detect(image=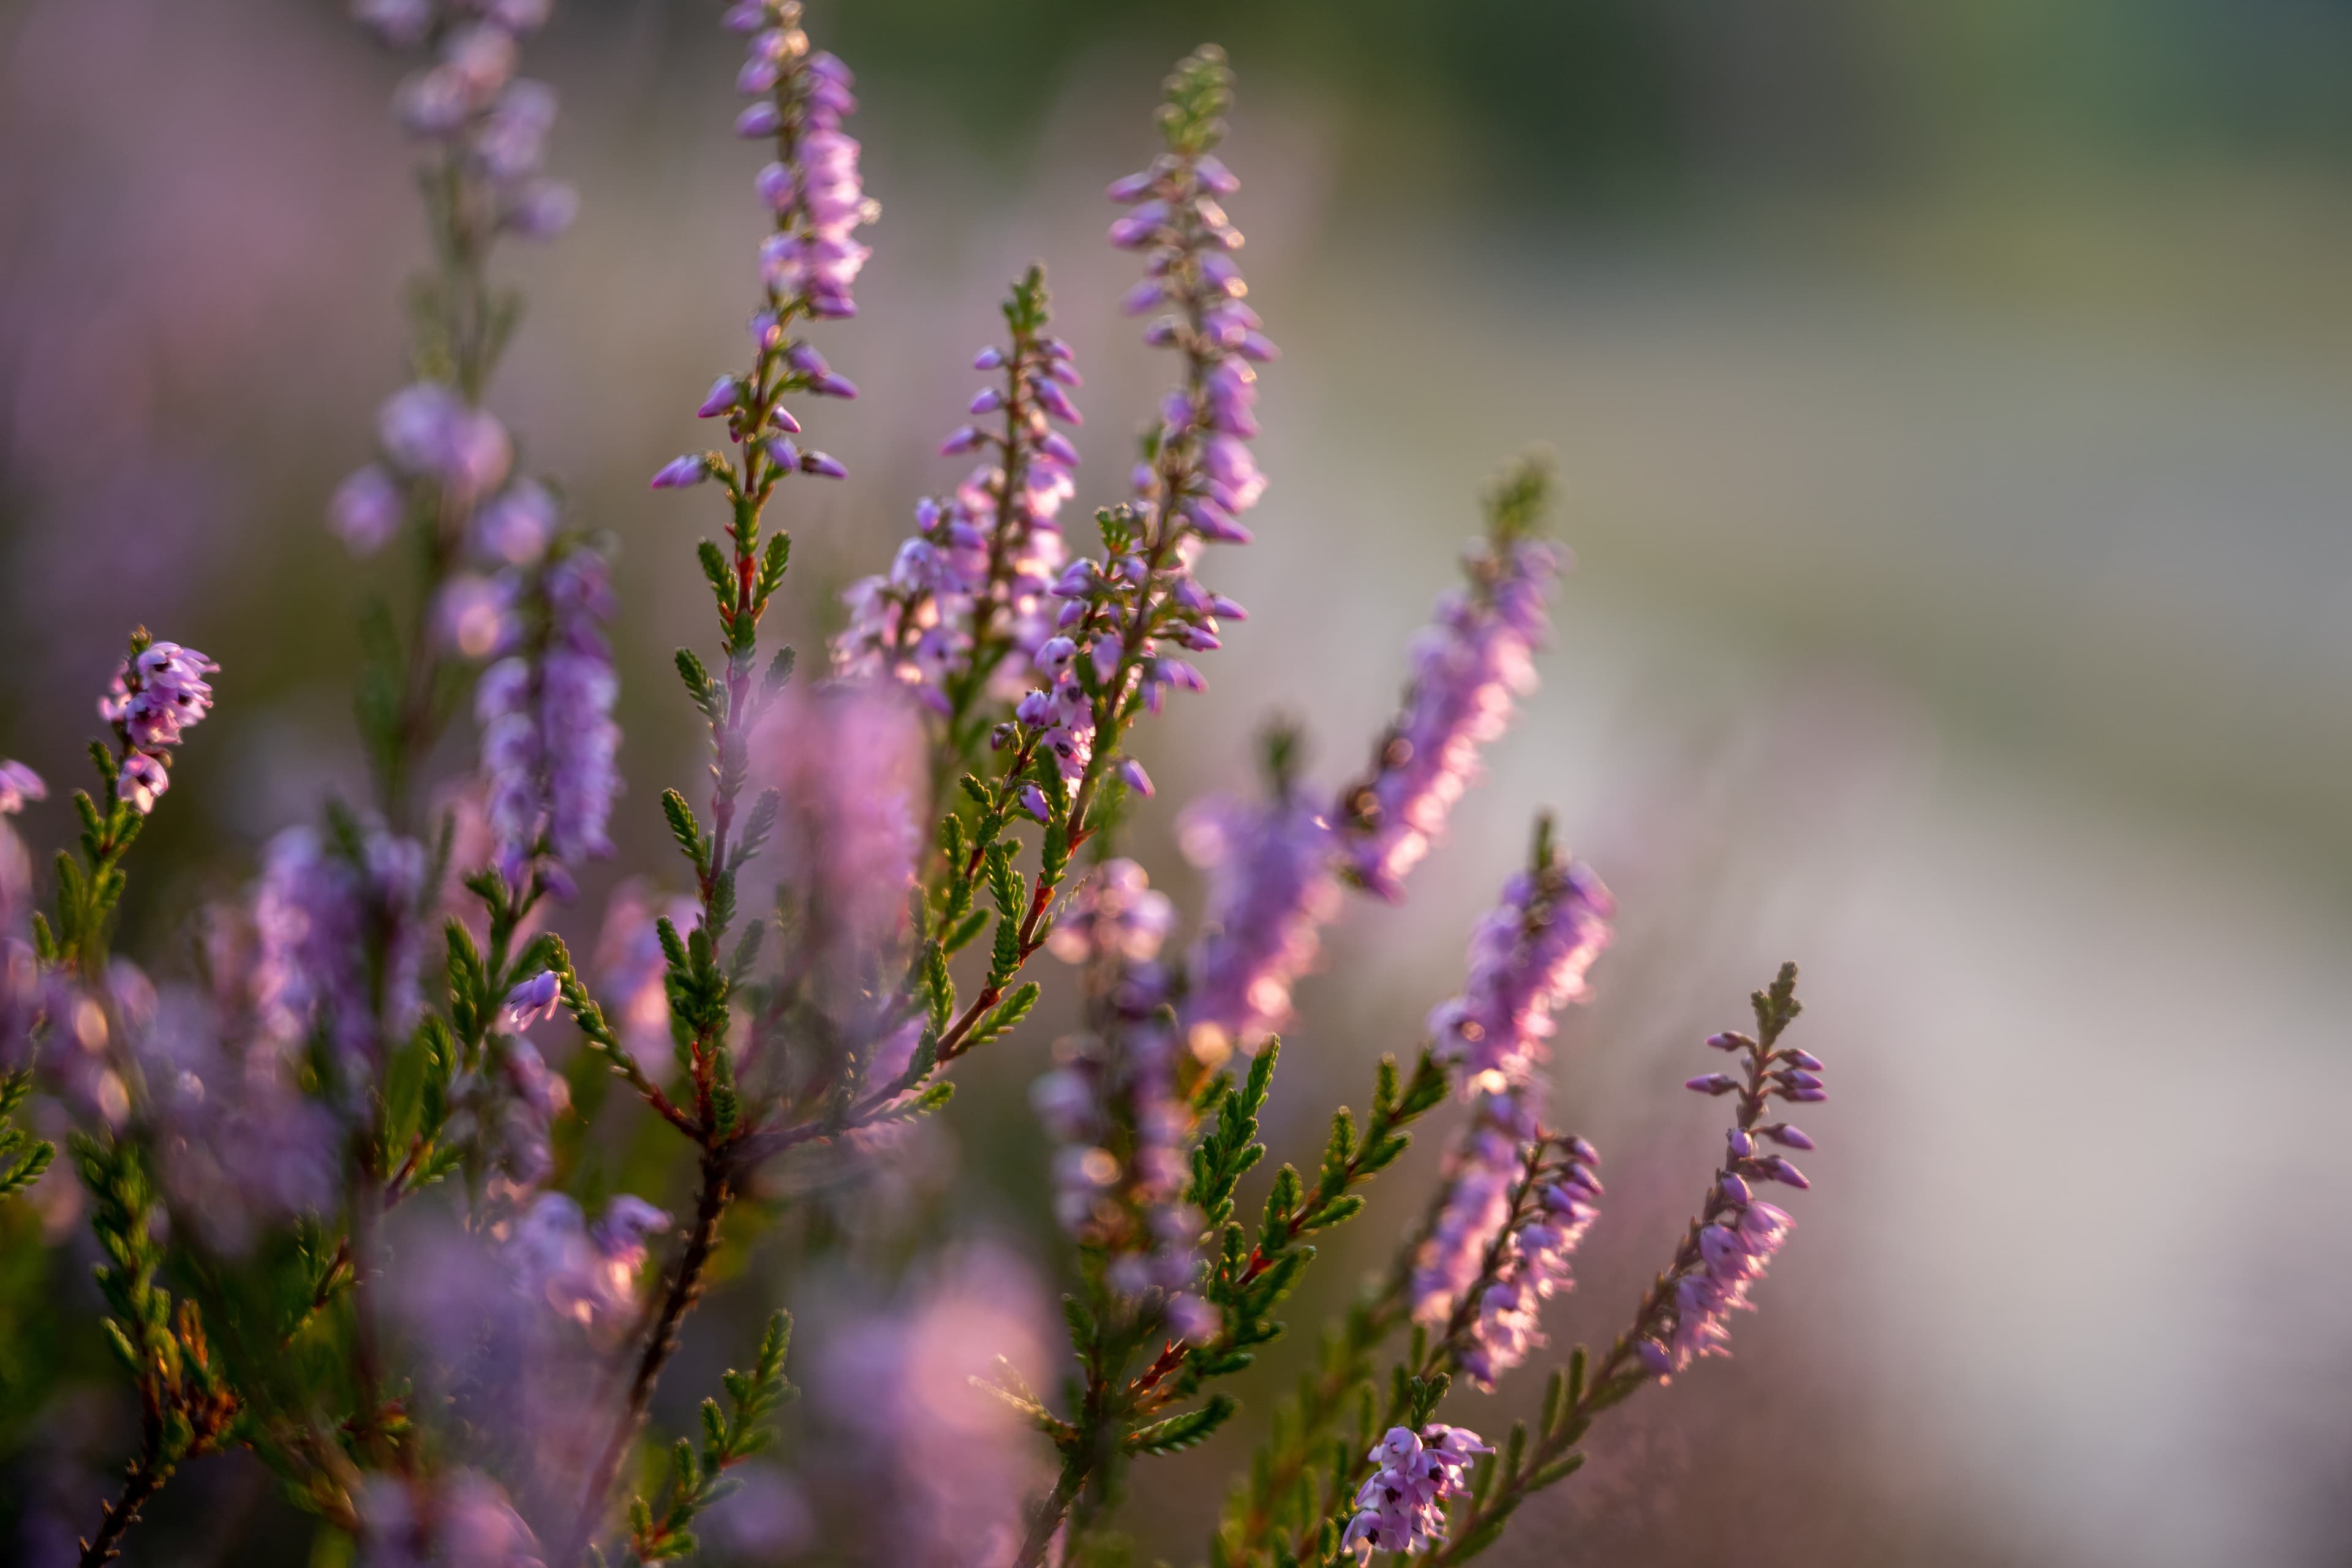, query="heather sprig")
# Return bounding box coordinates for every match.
[832,46,1280,1166]
[835,264,1085,777]
[1340,455,1567,901]
[0,26,1842,1568]
[0,1069,52,1199]
[34,632,219,974]
[562,3,876,1547]
[1319,967,1822,1568]
[339,0,578,826]
[1017,1035,1452,1568]
[67,1134,242,1566]
[620,1310,797,1562]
